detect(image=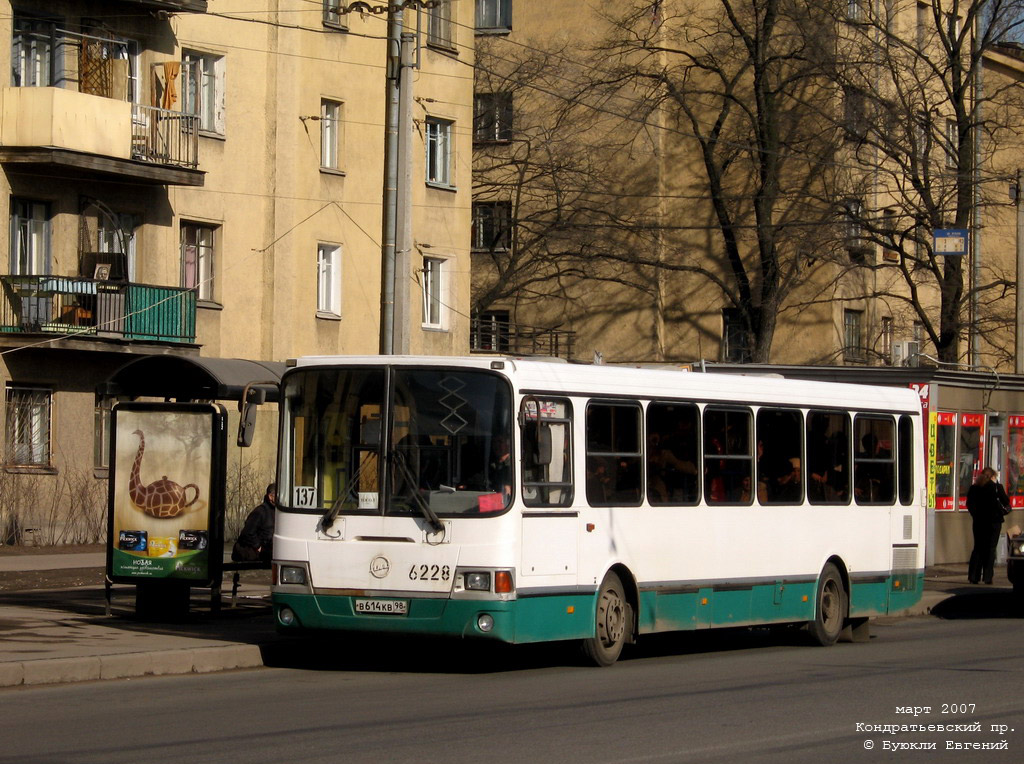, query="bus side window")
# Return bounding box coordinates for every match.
[806,411,850,504]
[898,415,915,505]
[703,407,752,504]
[756,408,803,505]
[854,415,896,504]
[586,402,643,506]
[521,398,574,507]
[646,402,700,505]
